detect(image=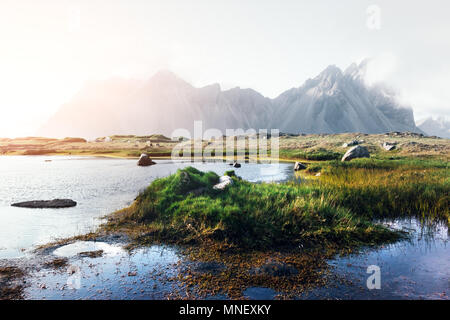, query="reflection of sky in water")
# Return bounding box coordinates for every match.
[53,241,125,258]
[301,219,449,300]
[0,156,294,258]
[24,219,449,300]
[25,244,182,300]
